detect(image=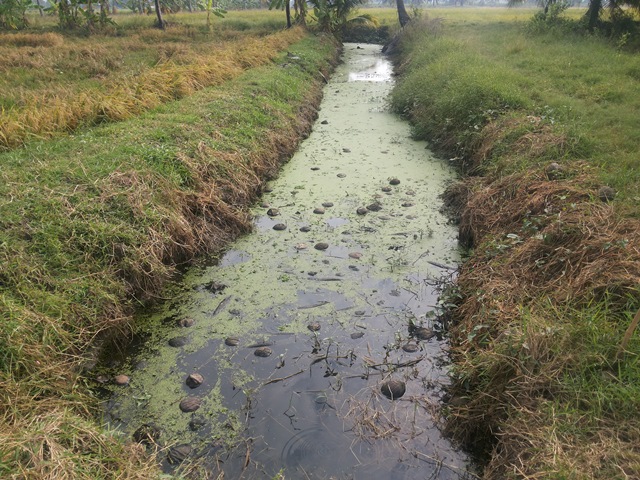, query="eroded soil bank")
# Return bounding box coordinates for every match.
[100,44,476,479]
